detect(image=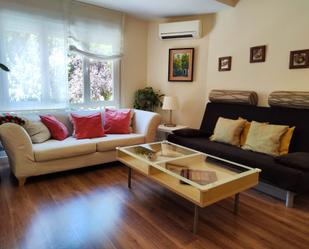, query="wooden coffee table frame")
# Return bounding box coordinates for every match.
[117,142,260,234]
